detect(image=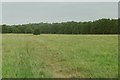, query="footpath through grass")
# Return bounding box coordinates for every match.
[2,34,118,78]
